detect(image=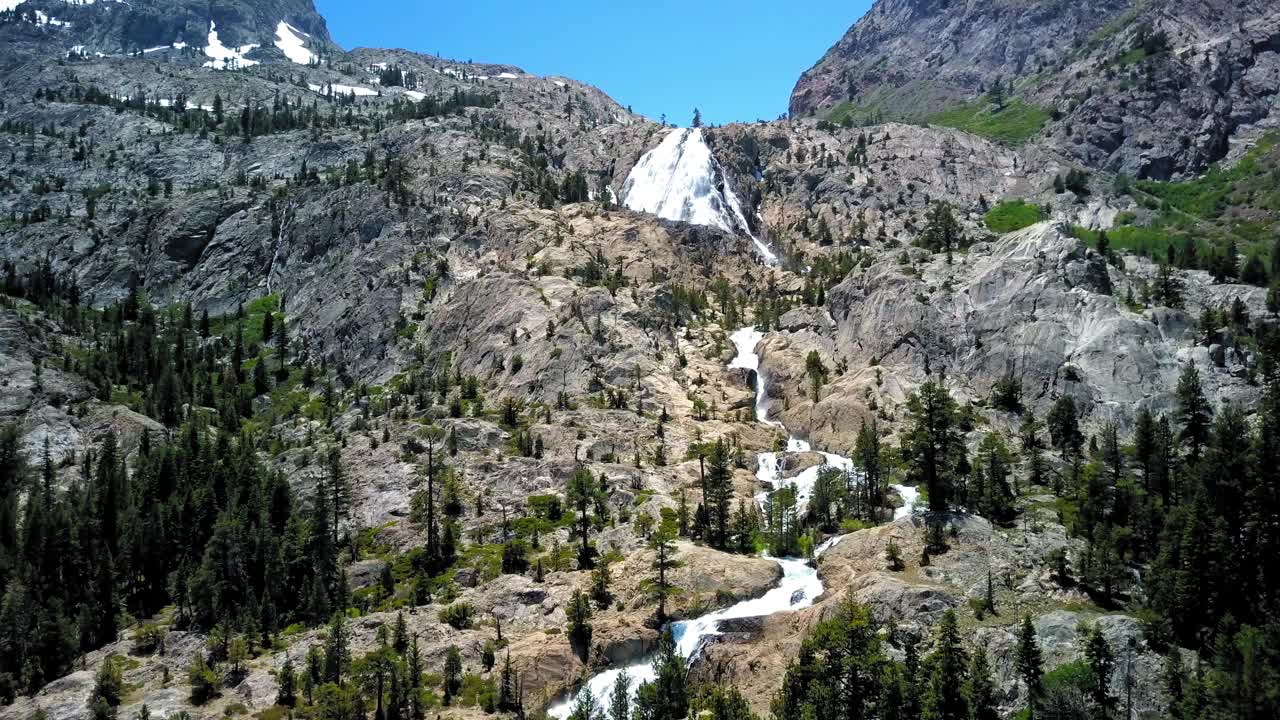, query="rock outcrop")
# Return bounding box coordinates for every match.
[790,0,1280,179]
